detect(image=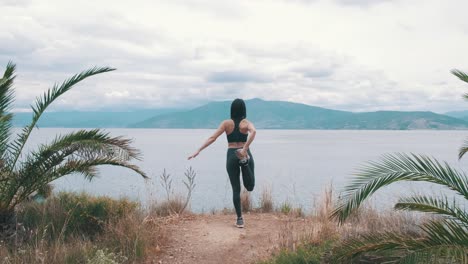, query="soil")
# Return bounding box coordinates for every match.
[154,213,298,264]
